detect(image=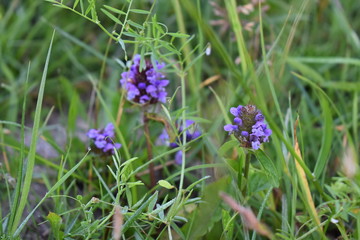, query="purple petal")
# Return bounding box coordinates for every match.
[139,95,150,104]
[95,138,106,148]
[157,91,167,103]
[250,134,258,142]
[185,120,195,128]
[251,141,261,150]
[146,85,157,93]
[255,113,264,122]
[170,142,179,148]
[175,151,183,165]
[230,107,238,116]
[192,130,201,139]
[224,124,238,132]
[127,85,140,100]
[87,129,99,139]
[104,123,115,138]
[264,128,272,136]
[104,123,115,133]
[234,117,242,125]
[158,80,169,87]
[133,54,141,64]
[103,143,114,153]
[241,131,249,137]
[138,82,147,89]
[156,62,166,70]
[158,130,169,145]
